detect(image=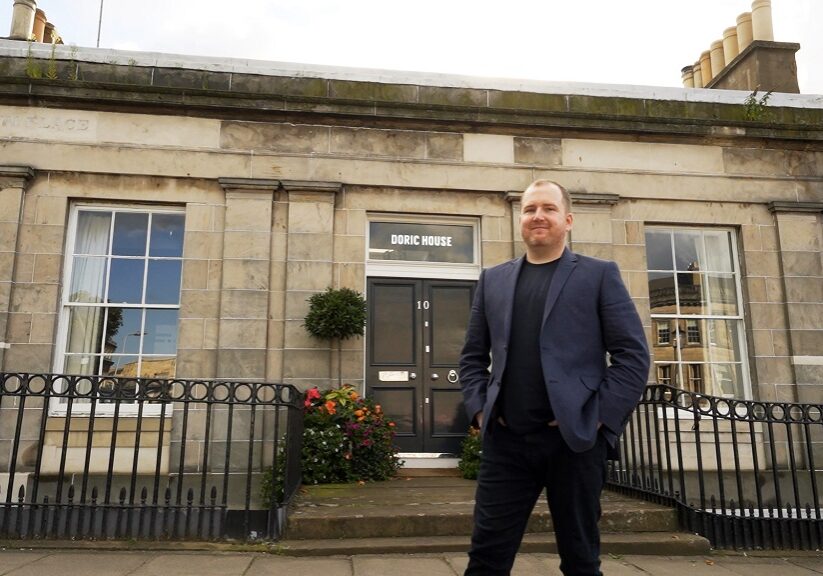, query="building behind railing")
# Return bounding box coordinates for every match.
[0,373,303,540]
